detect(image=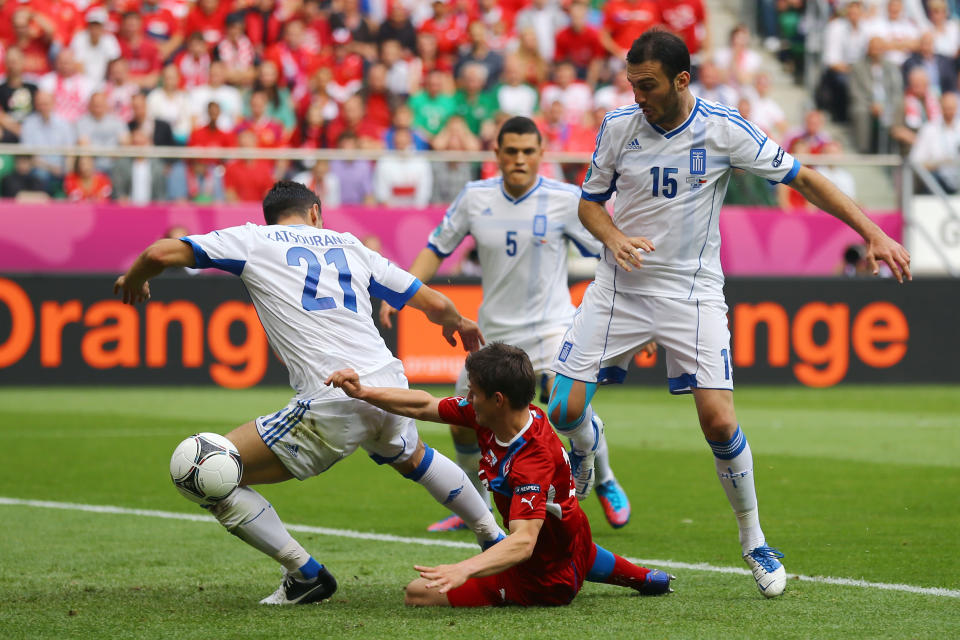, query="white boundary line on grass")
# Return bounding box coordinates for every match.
[3,496,958,599]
